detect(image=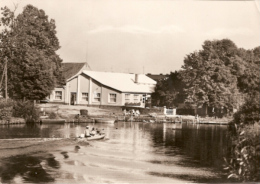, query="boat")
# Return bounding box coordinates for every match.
[95,118,115,123]
[78,133,105,141]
